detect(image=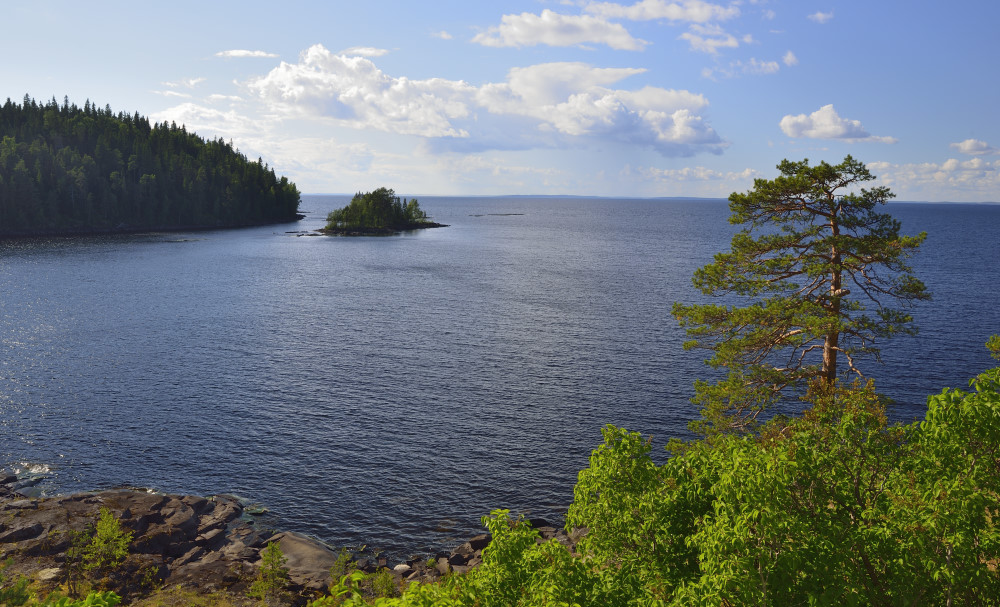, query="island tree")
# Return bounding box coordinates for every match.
[325,187,437,232]
[673,155,929,434]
